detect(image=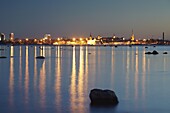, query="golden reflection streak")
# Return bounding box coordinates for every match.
[70,46,77,112]
[131,48,135,70]
[19,46,22,89]
[96,47,101,76]
[134,47,139,100]
[34,46,37,90]
[55,46,61,112]
[142,48,146,99]
[111,47,115,86]
[125,48,130,99]
[25,46,29,103]
[146,49,150,73]
[39,60,46,108]
[9,46,14,106]
[47,47,51,77]
[84,46,88,95]
[91,46,96,86]
[77,46,85,113]
[40,46,45,57]
[10,46,14,57]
